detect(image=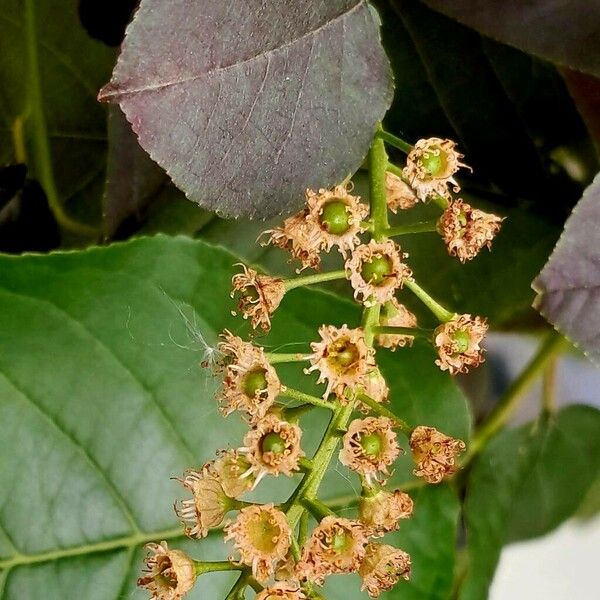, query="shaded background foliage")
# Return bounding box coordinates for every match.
[1,1,599,599]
